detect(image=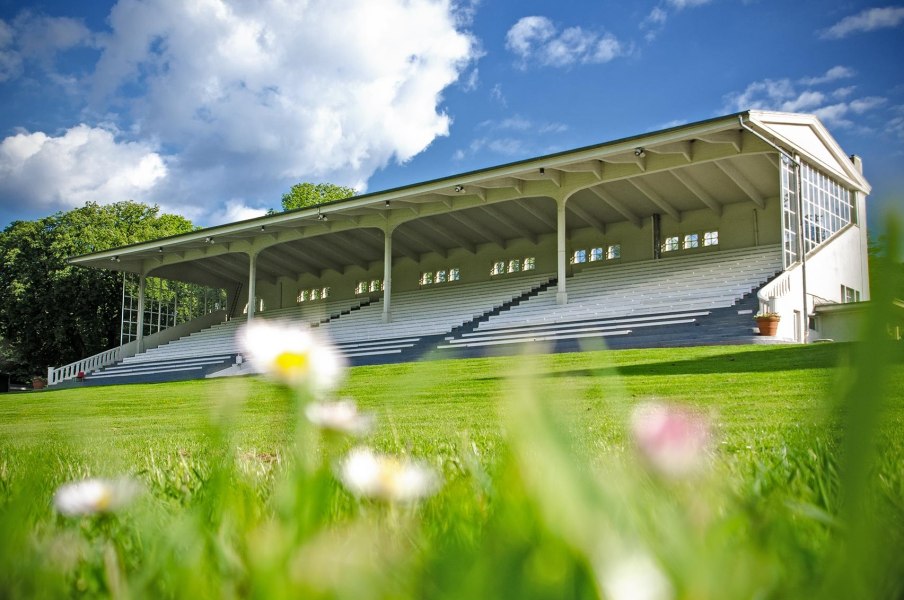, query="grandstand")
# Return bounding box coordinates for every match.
[52,110,872,386]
